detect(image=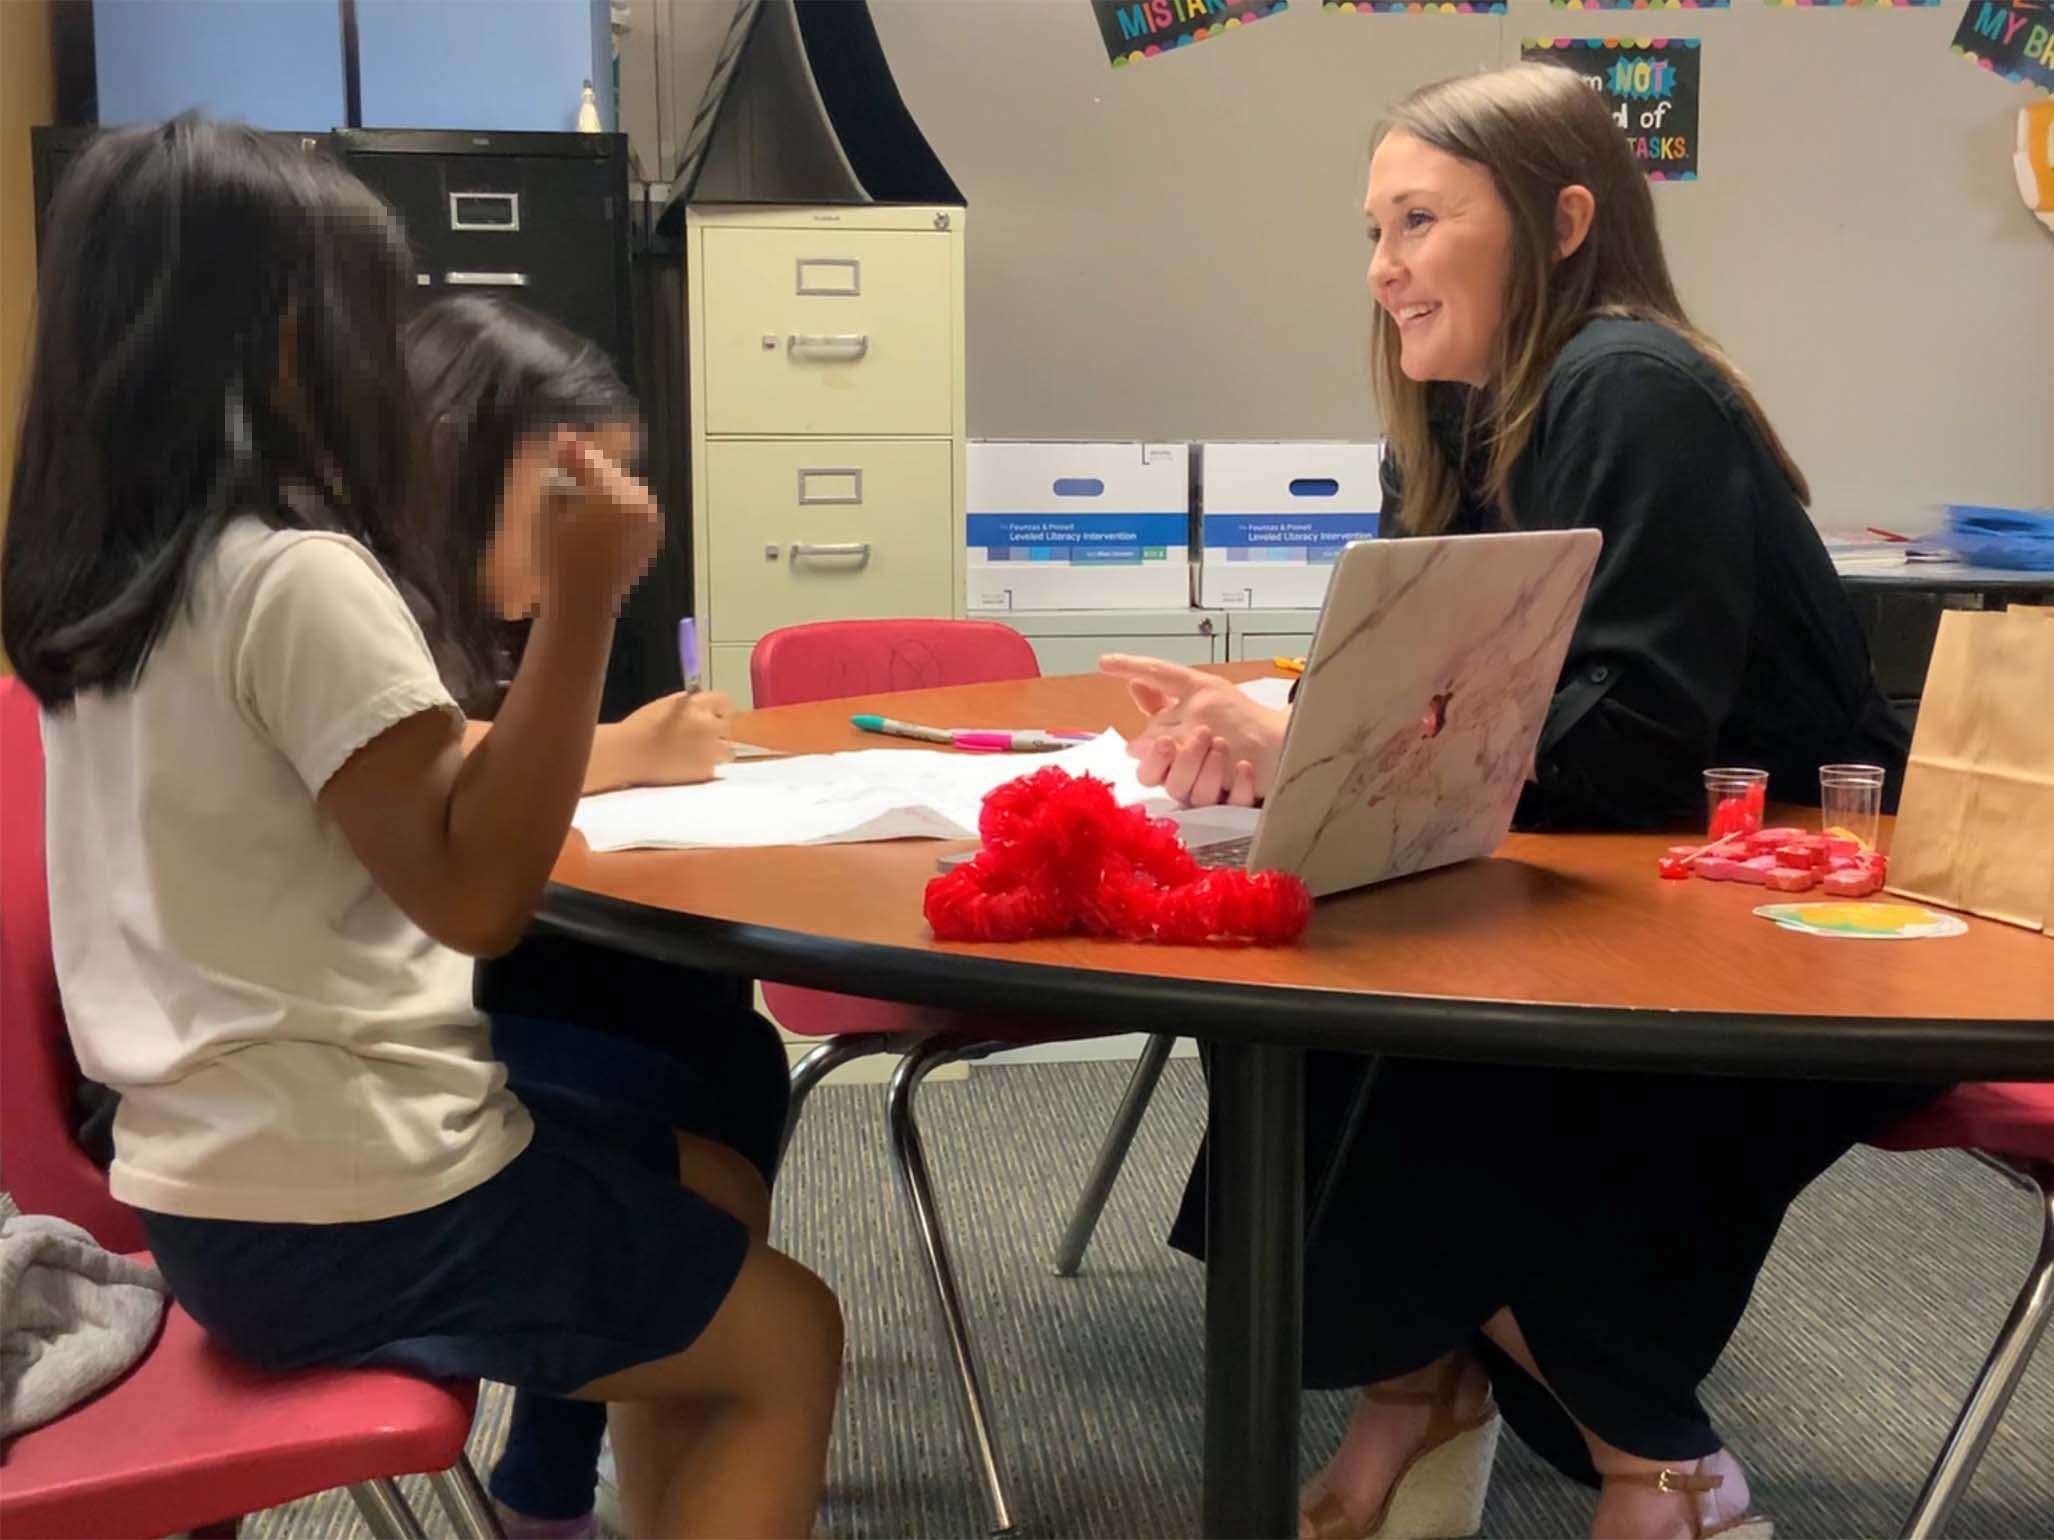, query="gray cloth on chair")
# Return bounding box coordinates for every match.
[0,1212,167,1437]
